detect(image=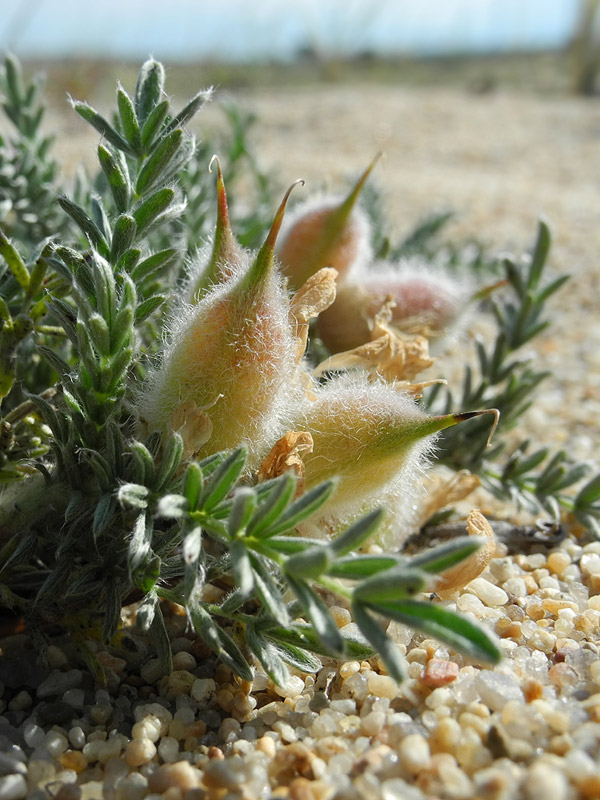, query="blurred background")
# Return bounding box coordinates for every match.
[0,0,598,95]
